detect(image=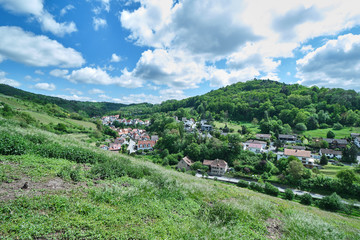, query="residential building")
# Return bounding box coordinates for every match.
[278,134,297,143]
[256,134,271,141]
[323,138,348,149]
[203,159,228,176]
[243,140,267,150]
[284,145,306,150]
[151,135,159,142]
[245,143,264,154]
[137,140,156,151]
[109,143,121,151]
[201,123,212,131]
[354,137,360,148]
[277,149,315,168]
[351,133,360,139]
[176,156,194,171]
[320,148,343,159]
